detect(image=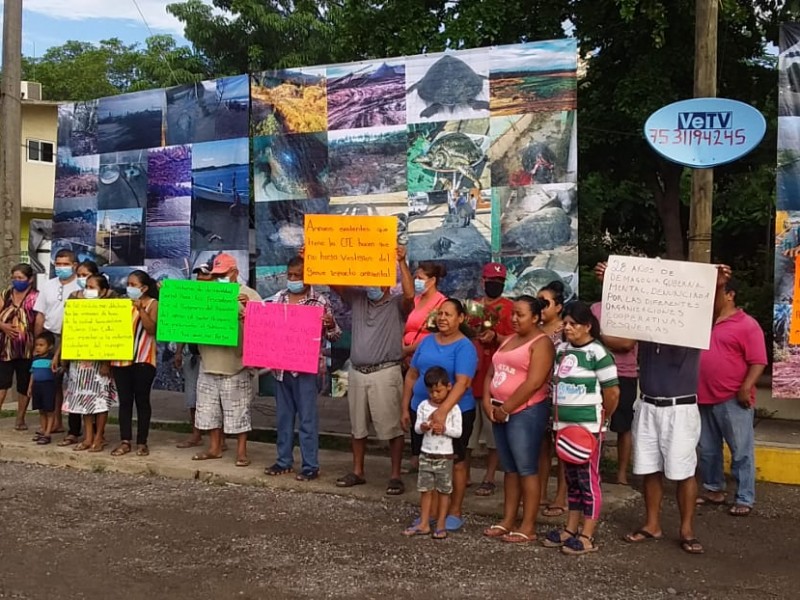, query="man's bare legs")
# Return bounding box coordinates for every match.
[616,431,632,485]
[388,435,403,481]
